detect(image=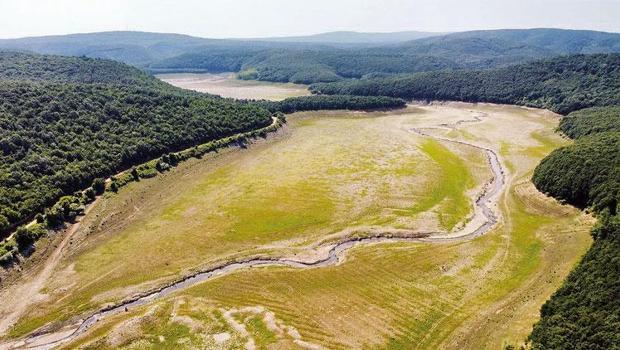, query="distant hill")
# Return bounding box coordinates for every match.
[2,29,620,83]
[0,31,227,66]
[434,28,620,54]
[251,31,444,44]
[146,28,620,83]
[0,30,439,66]
[385,28,620,67]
